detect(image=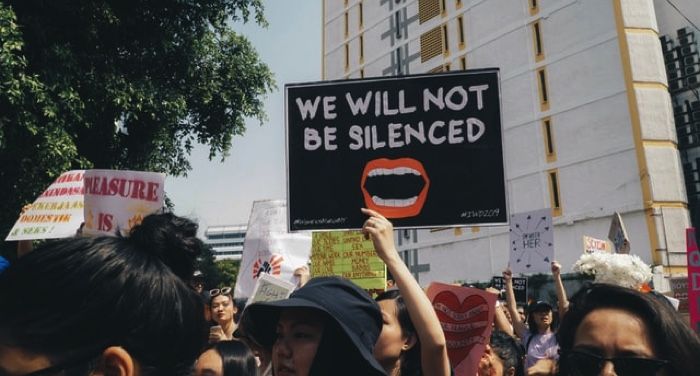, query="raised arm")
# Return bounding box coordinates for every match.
[361,208,450,376]
[503,268,527,338]
[551,261,569,320]
[486,287,514,337]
